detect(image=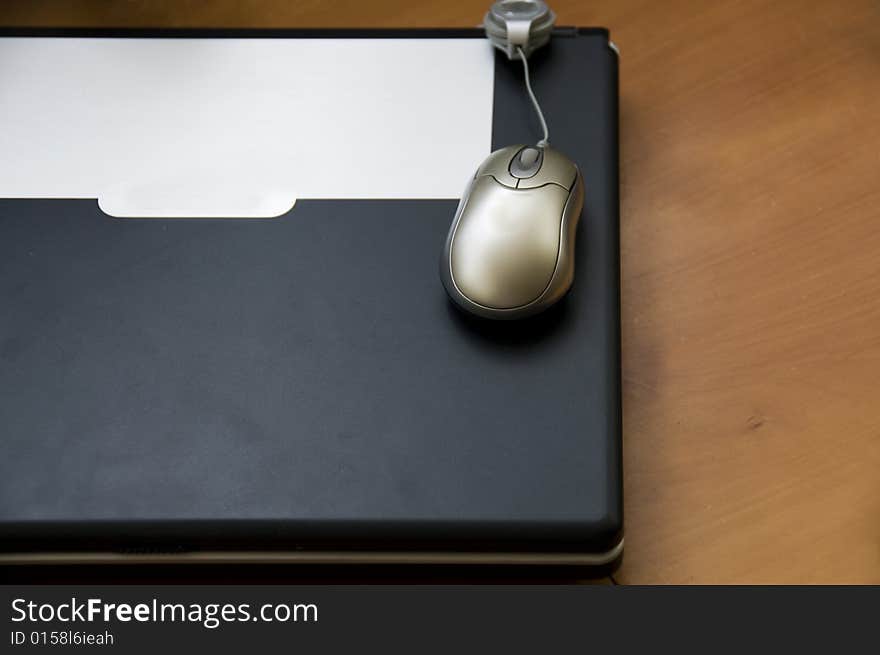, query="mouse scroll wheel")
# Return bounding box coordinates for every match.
[509,146,543,178]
